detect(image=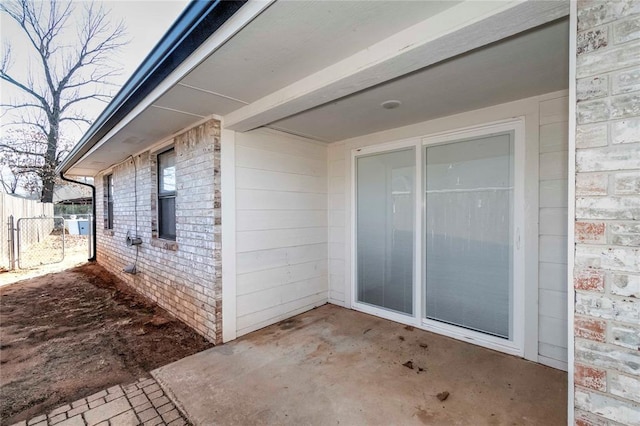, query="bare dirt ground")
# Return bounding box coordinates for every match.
[0,263,213,425]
